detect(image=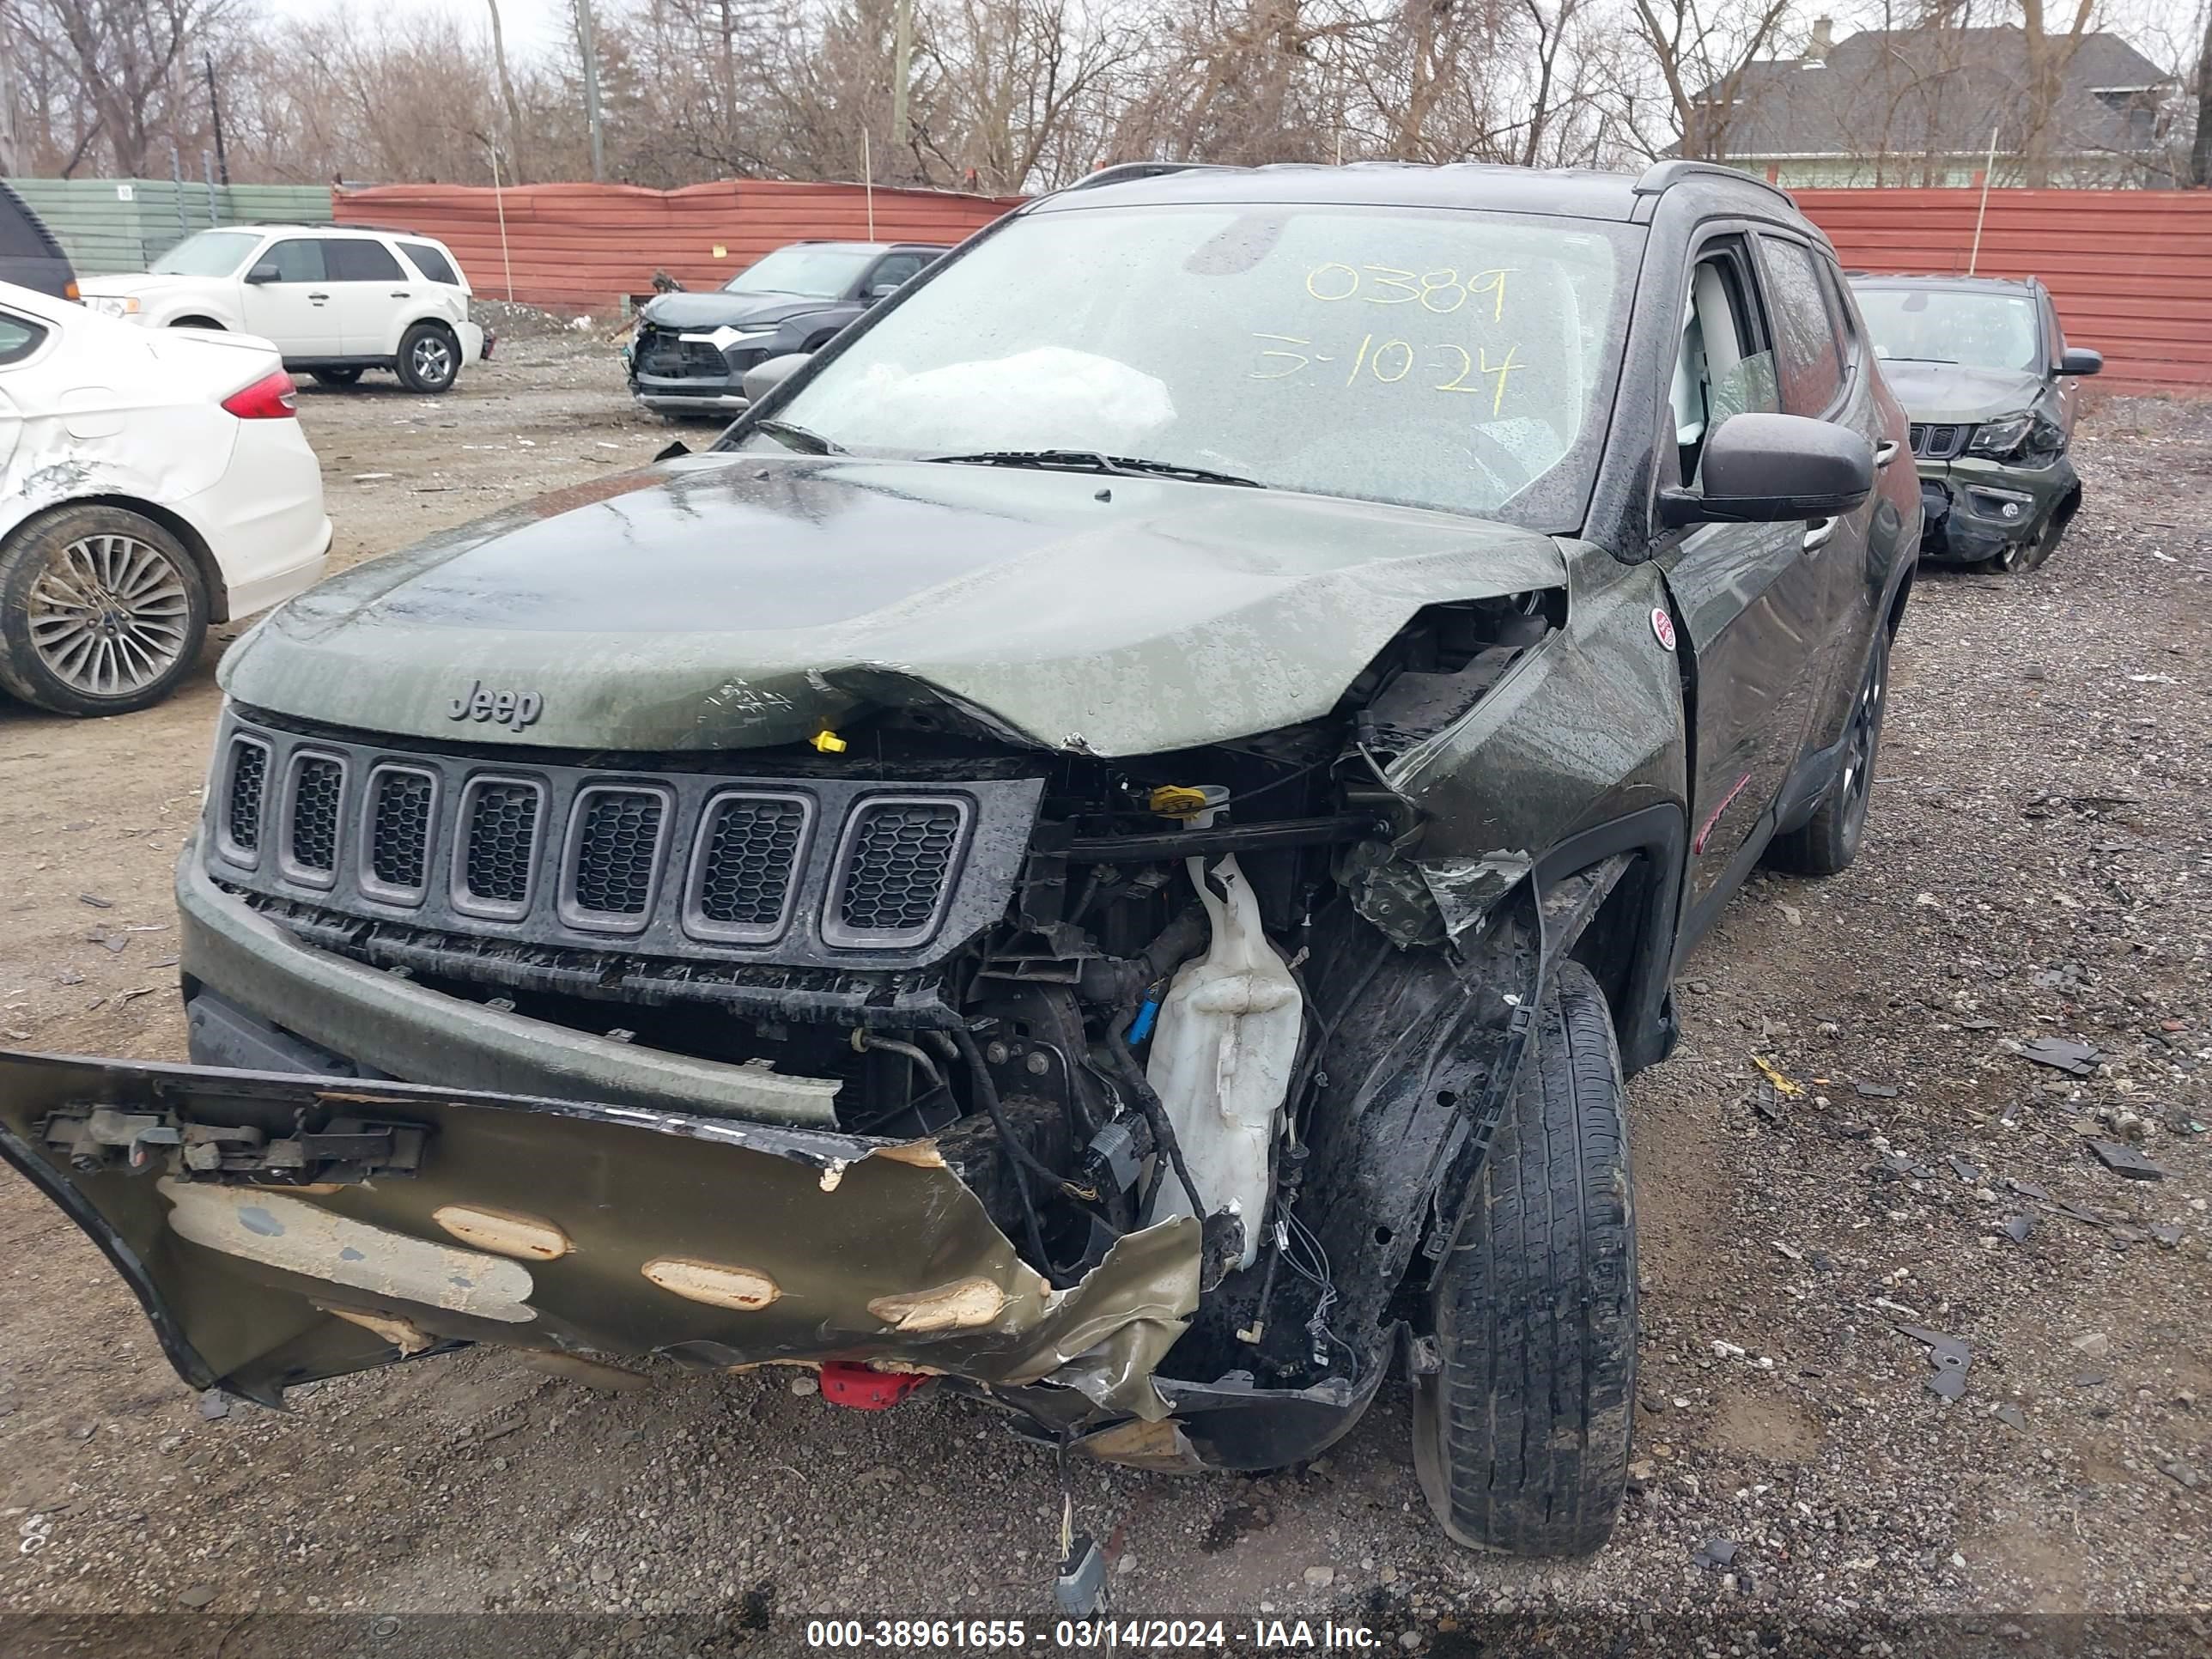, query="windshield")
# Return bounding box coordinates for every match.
[1854,286,2042,374]
[729,204,1636,528]
[149,230,259,279]
[723,245,876,299]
